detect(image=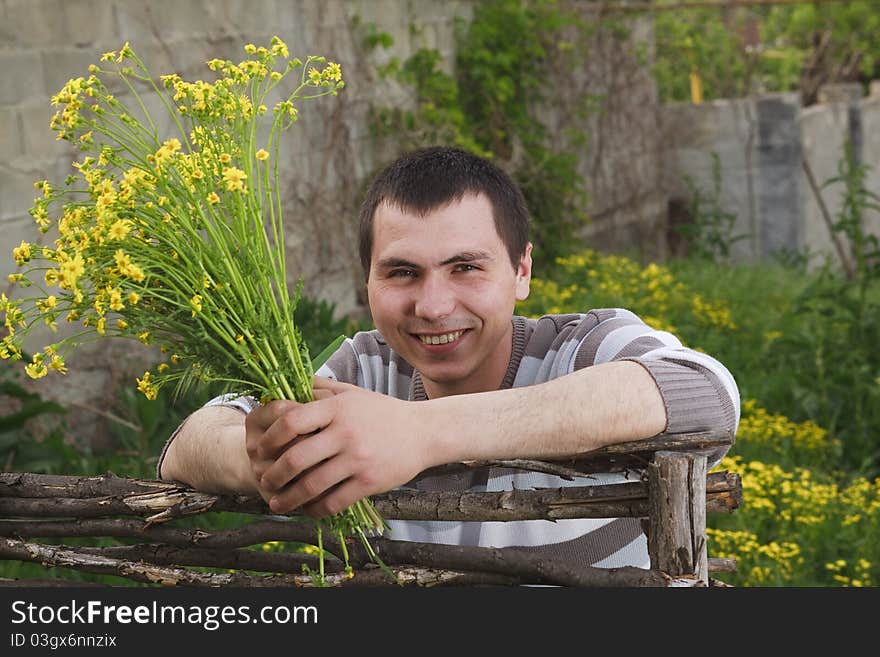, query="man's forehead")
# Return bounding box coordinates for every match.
[372,196,506,266]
